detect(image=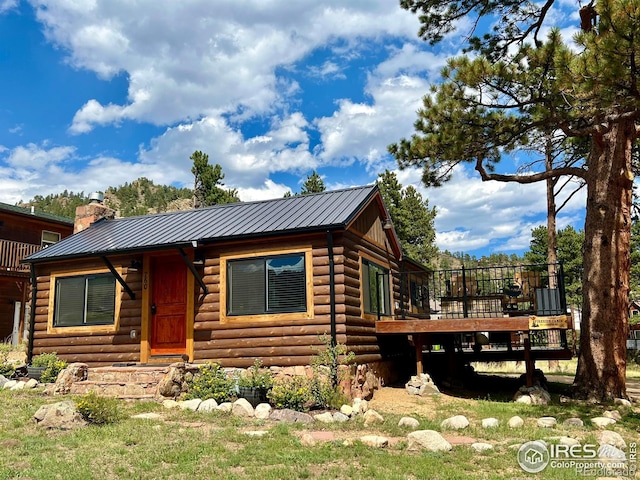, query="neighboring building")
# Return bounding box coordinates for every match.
[23,185,418,384]
[0,203,73,345]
